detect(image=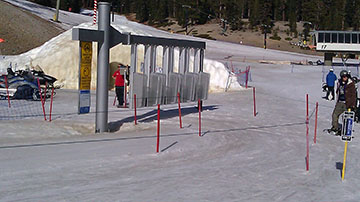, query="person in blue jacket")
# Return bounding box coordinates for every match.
[325,68,337,100]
